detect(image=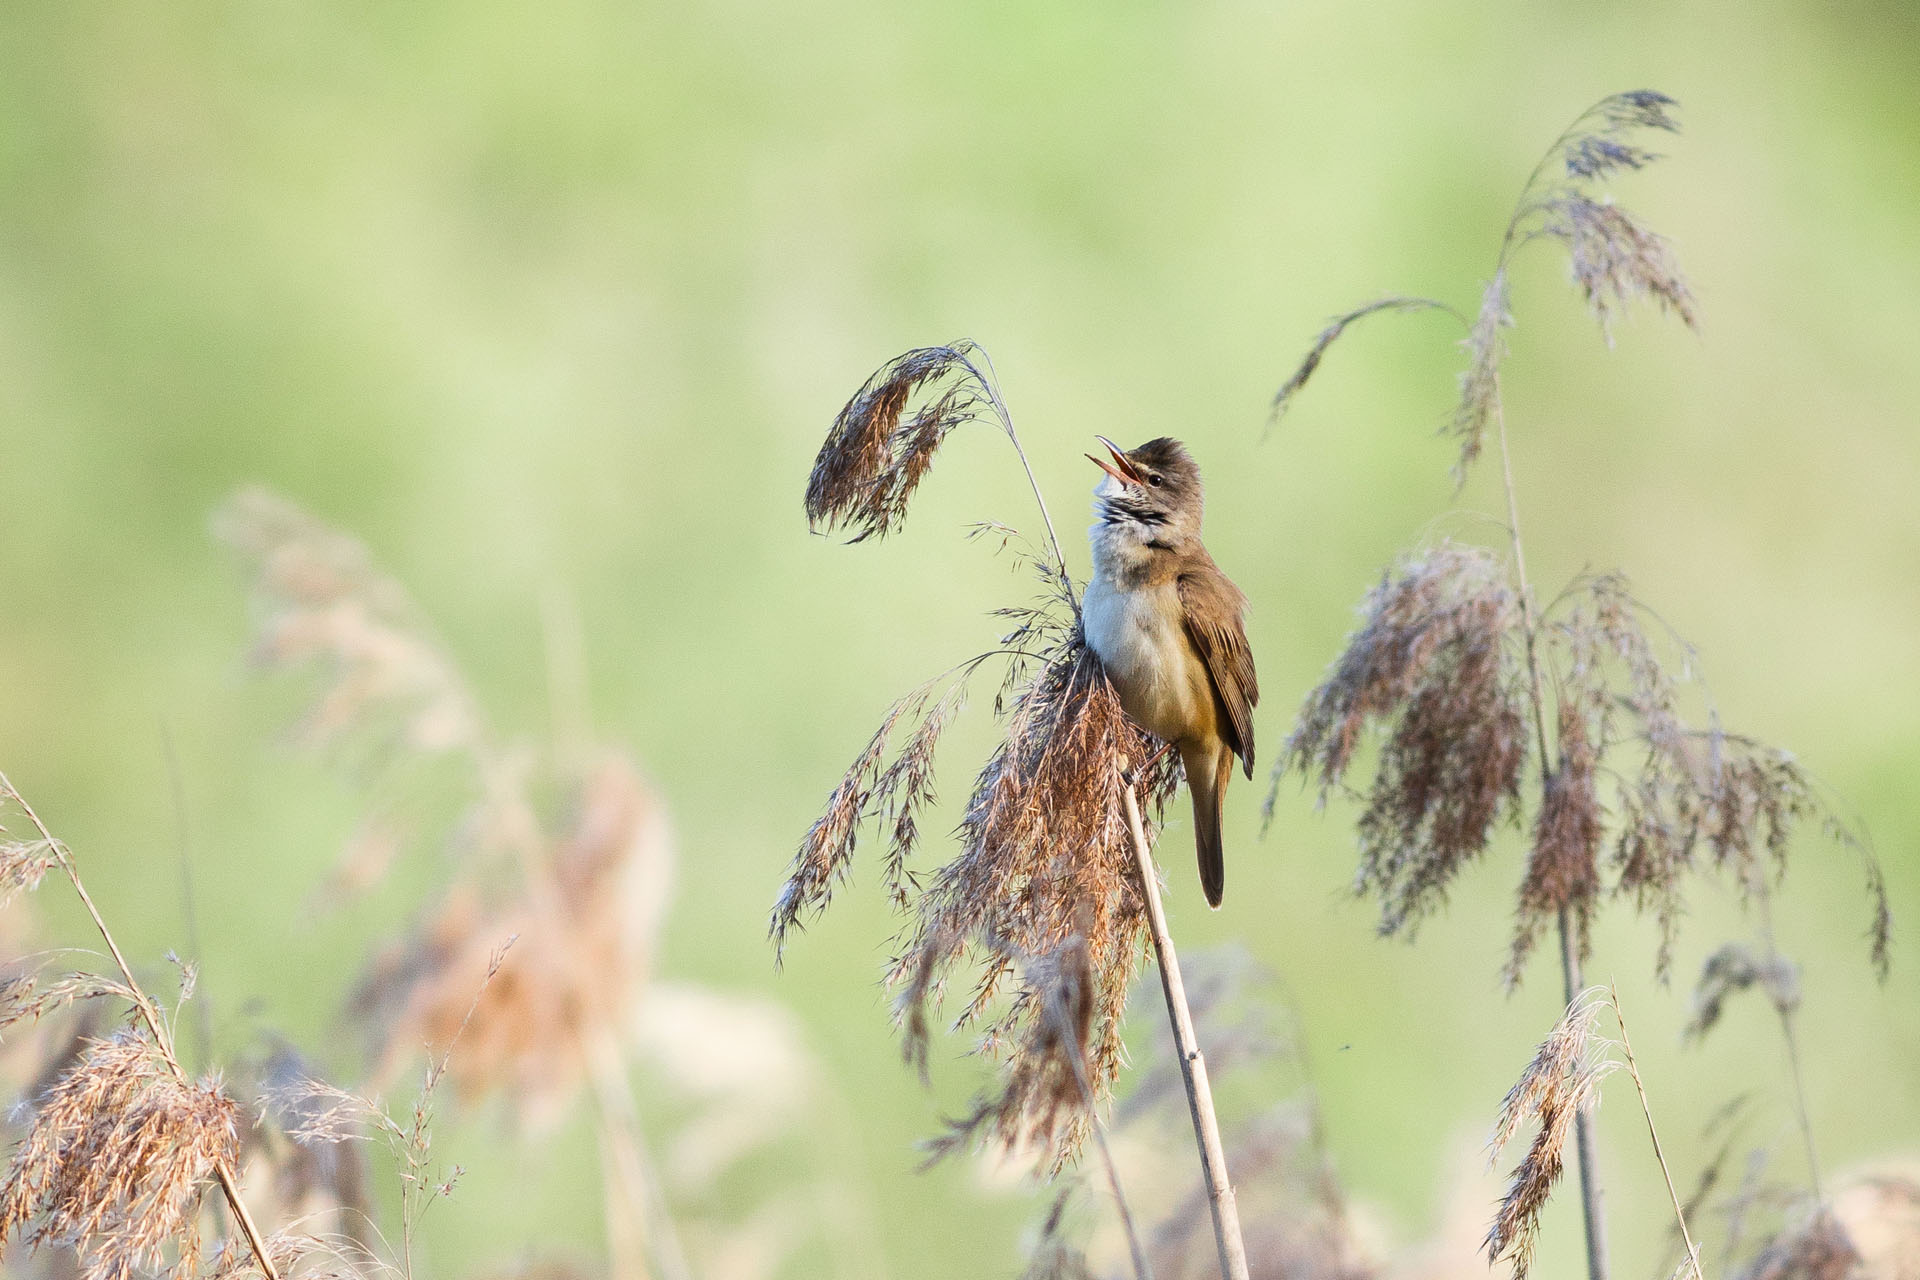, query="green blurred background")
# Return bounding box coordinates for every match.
[2,1,1916,1276]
